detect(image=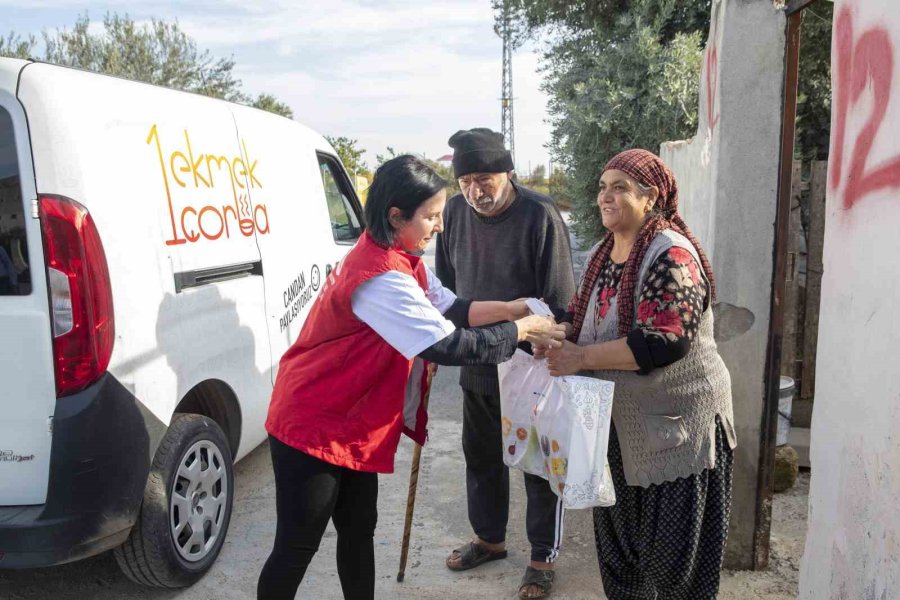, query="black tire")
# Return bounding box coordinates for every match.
[114,413,235,588]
